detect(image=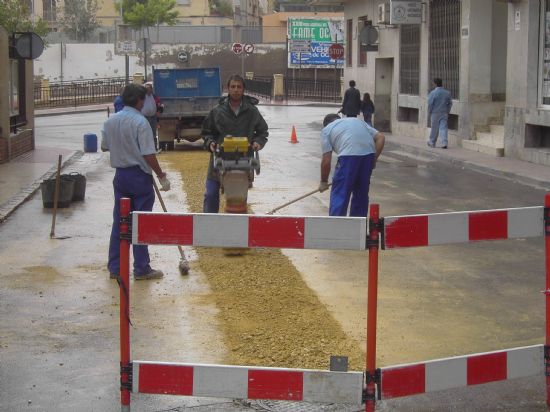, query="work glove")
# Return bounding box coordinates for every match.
[318,181,330,193]
[159,174,171,191]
